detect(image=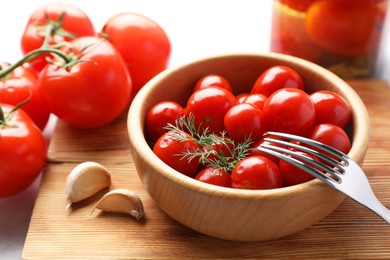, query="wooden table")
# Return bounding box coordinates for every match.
[22,79,390,259]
